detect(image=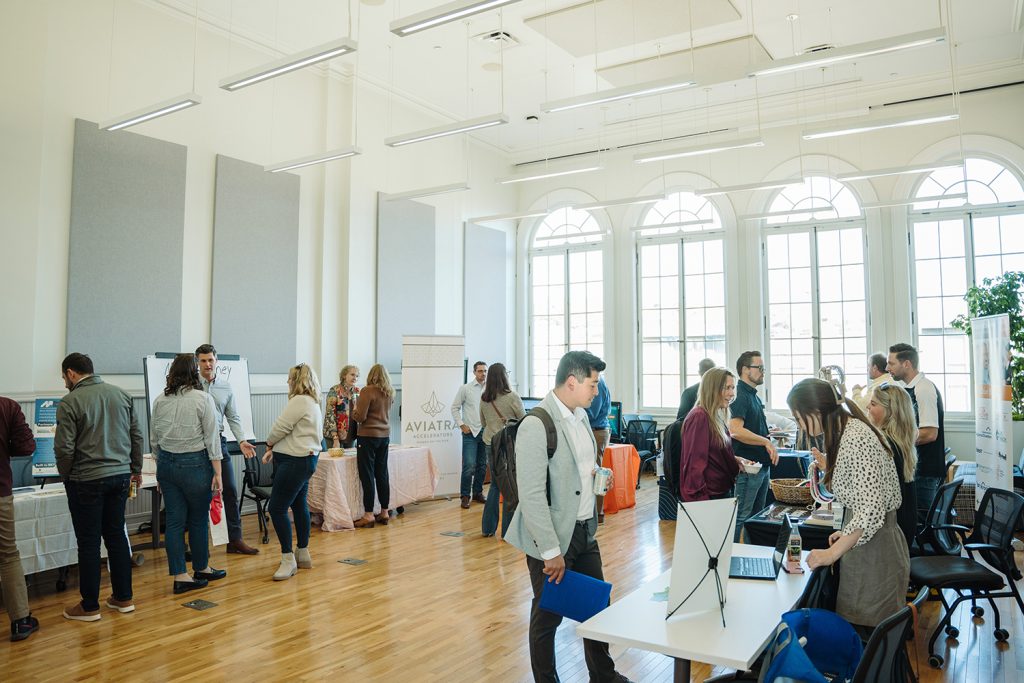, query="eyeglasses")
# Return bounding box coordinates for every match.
[747,364,765,371]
